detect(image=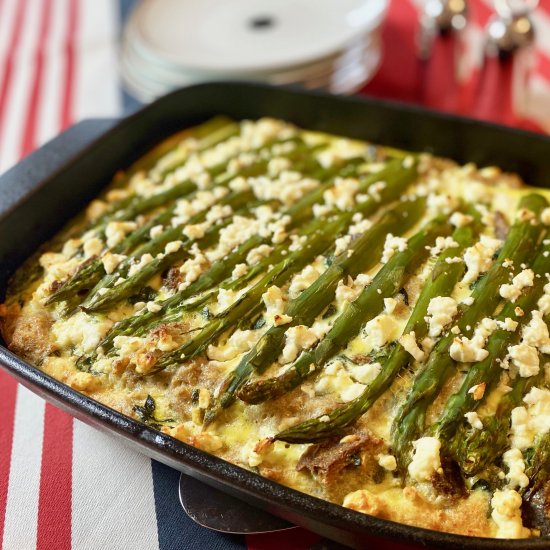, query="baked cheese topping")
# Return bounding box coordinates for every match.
[2,116,550,540]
